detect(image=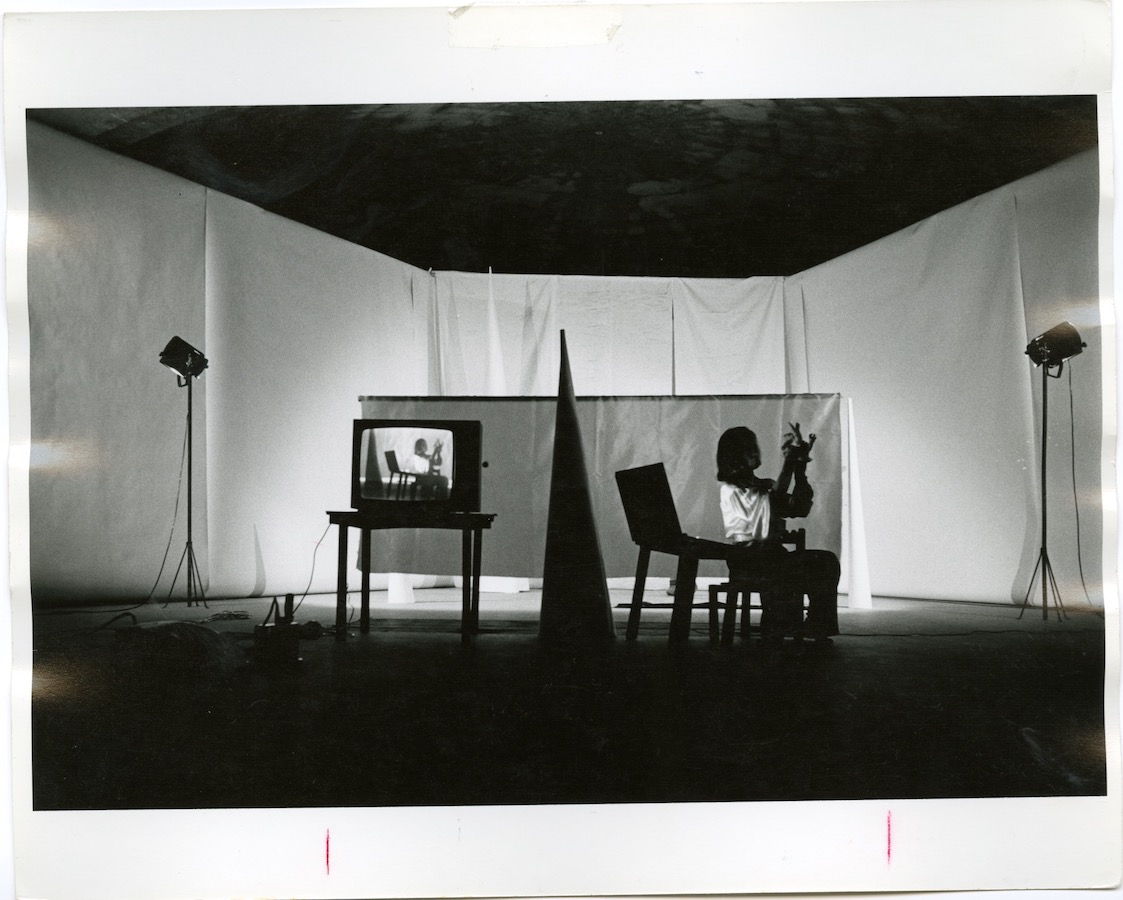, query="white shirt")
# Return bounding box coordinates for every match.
[402,454,431,475]
[719,482,771,543]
